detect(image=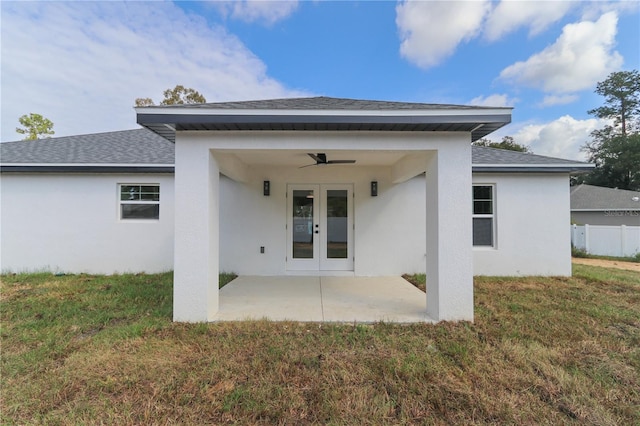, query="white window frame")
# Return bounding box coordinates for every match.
[118,184,160,221]
[472,184,496,248]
